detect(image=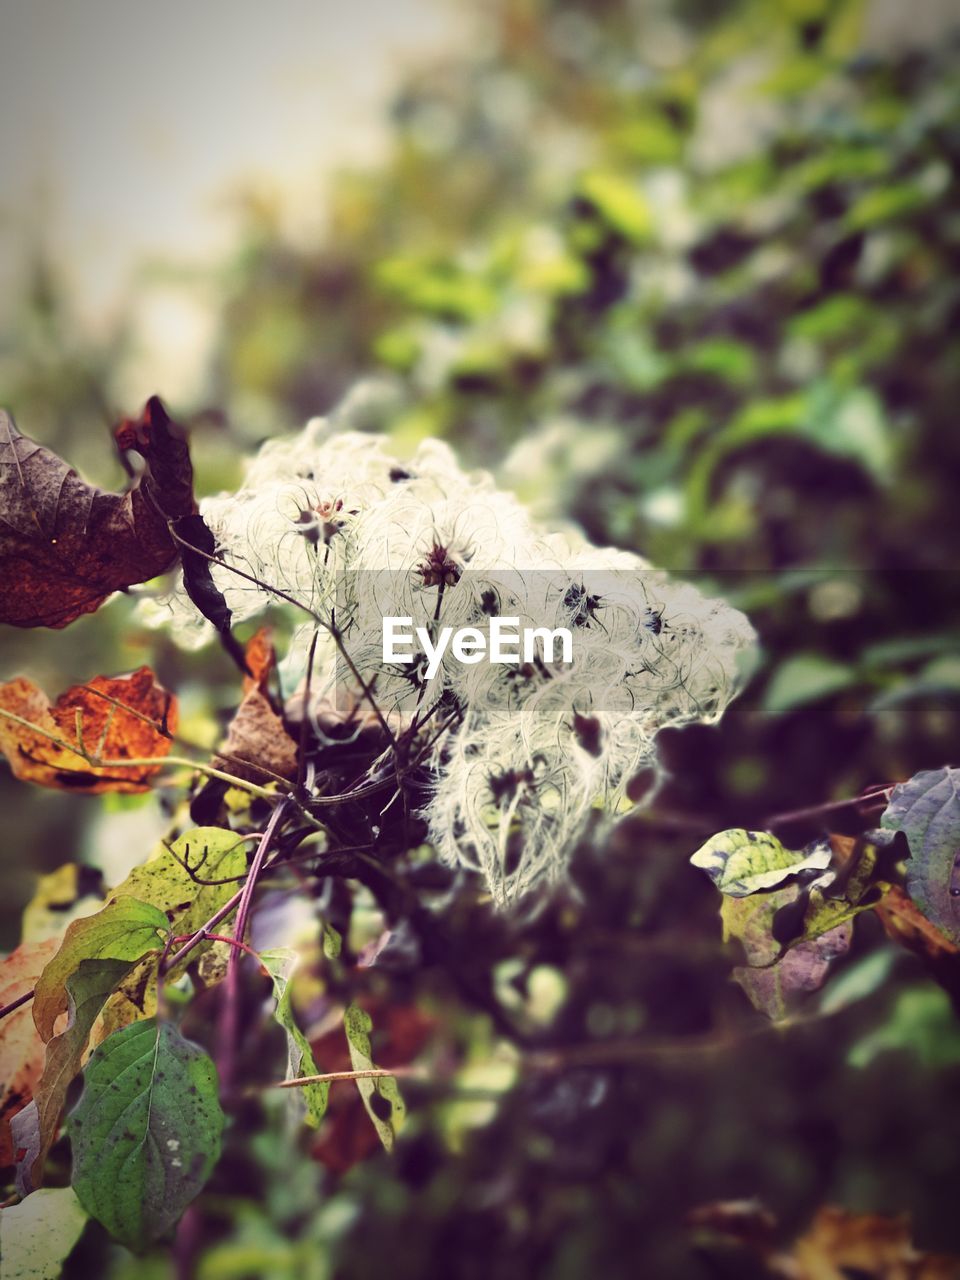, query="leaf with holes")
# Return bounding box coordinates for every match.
[68,1019,223,1251]
[882,767,960,943]
[690,829,831,897]
[87,828,250,1041]
[114,827,248,948]
[343,1003,406,1151]
[0,397,194,629]
[260,949,329,1128]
